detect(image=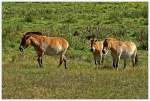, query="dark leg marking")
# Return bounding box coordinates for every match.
[37,57,42,67]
